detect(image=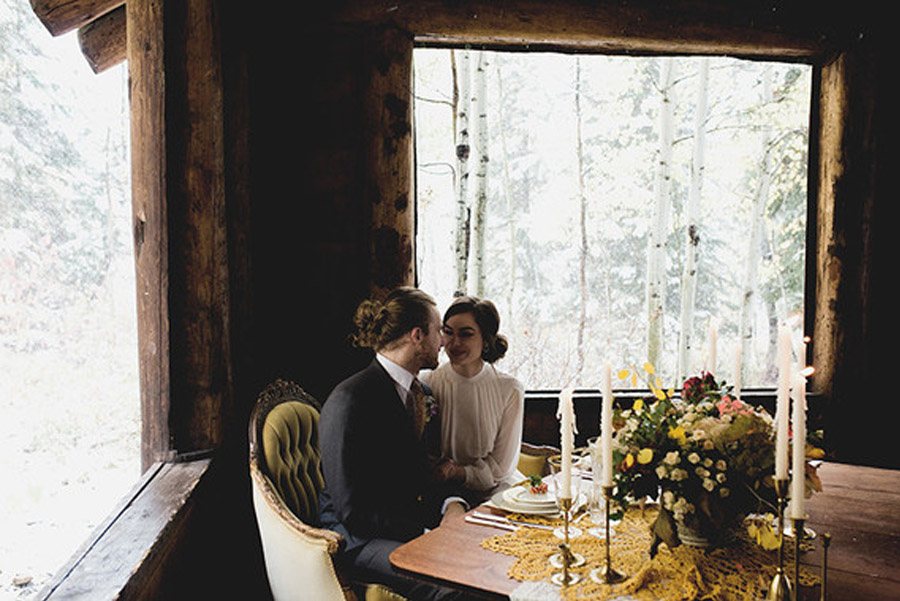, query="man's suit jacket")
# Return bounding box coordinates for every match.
[318,359,447,553]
